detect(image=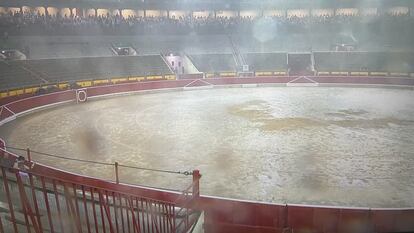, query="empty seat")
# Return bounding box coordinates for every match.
[0,61,41,91]
[314,52,414,73]
[0,55,172,92]
[188,54,237,73]
[243,53,287,72]
[20,55,172,83]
